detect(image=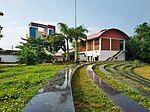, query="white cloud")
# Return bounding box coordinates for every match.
[87,26,100,35]
[0,23,27,50]
[0,20,60,50]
